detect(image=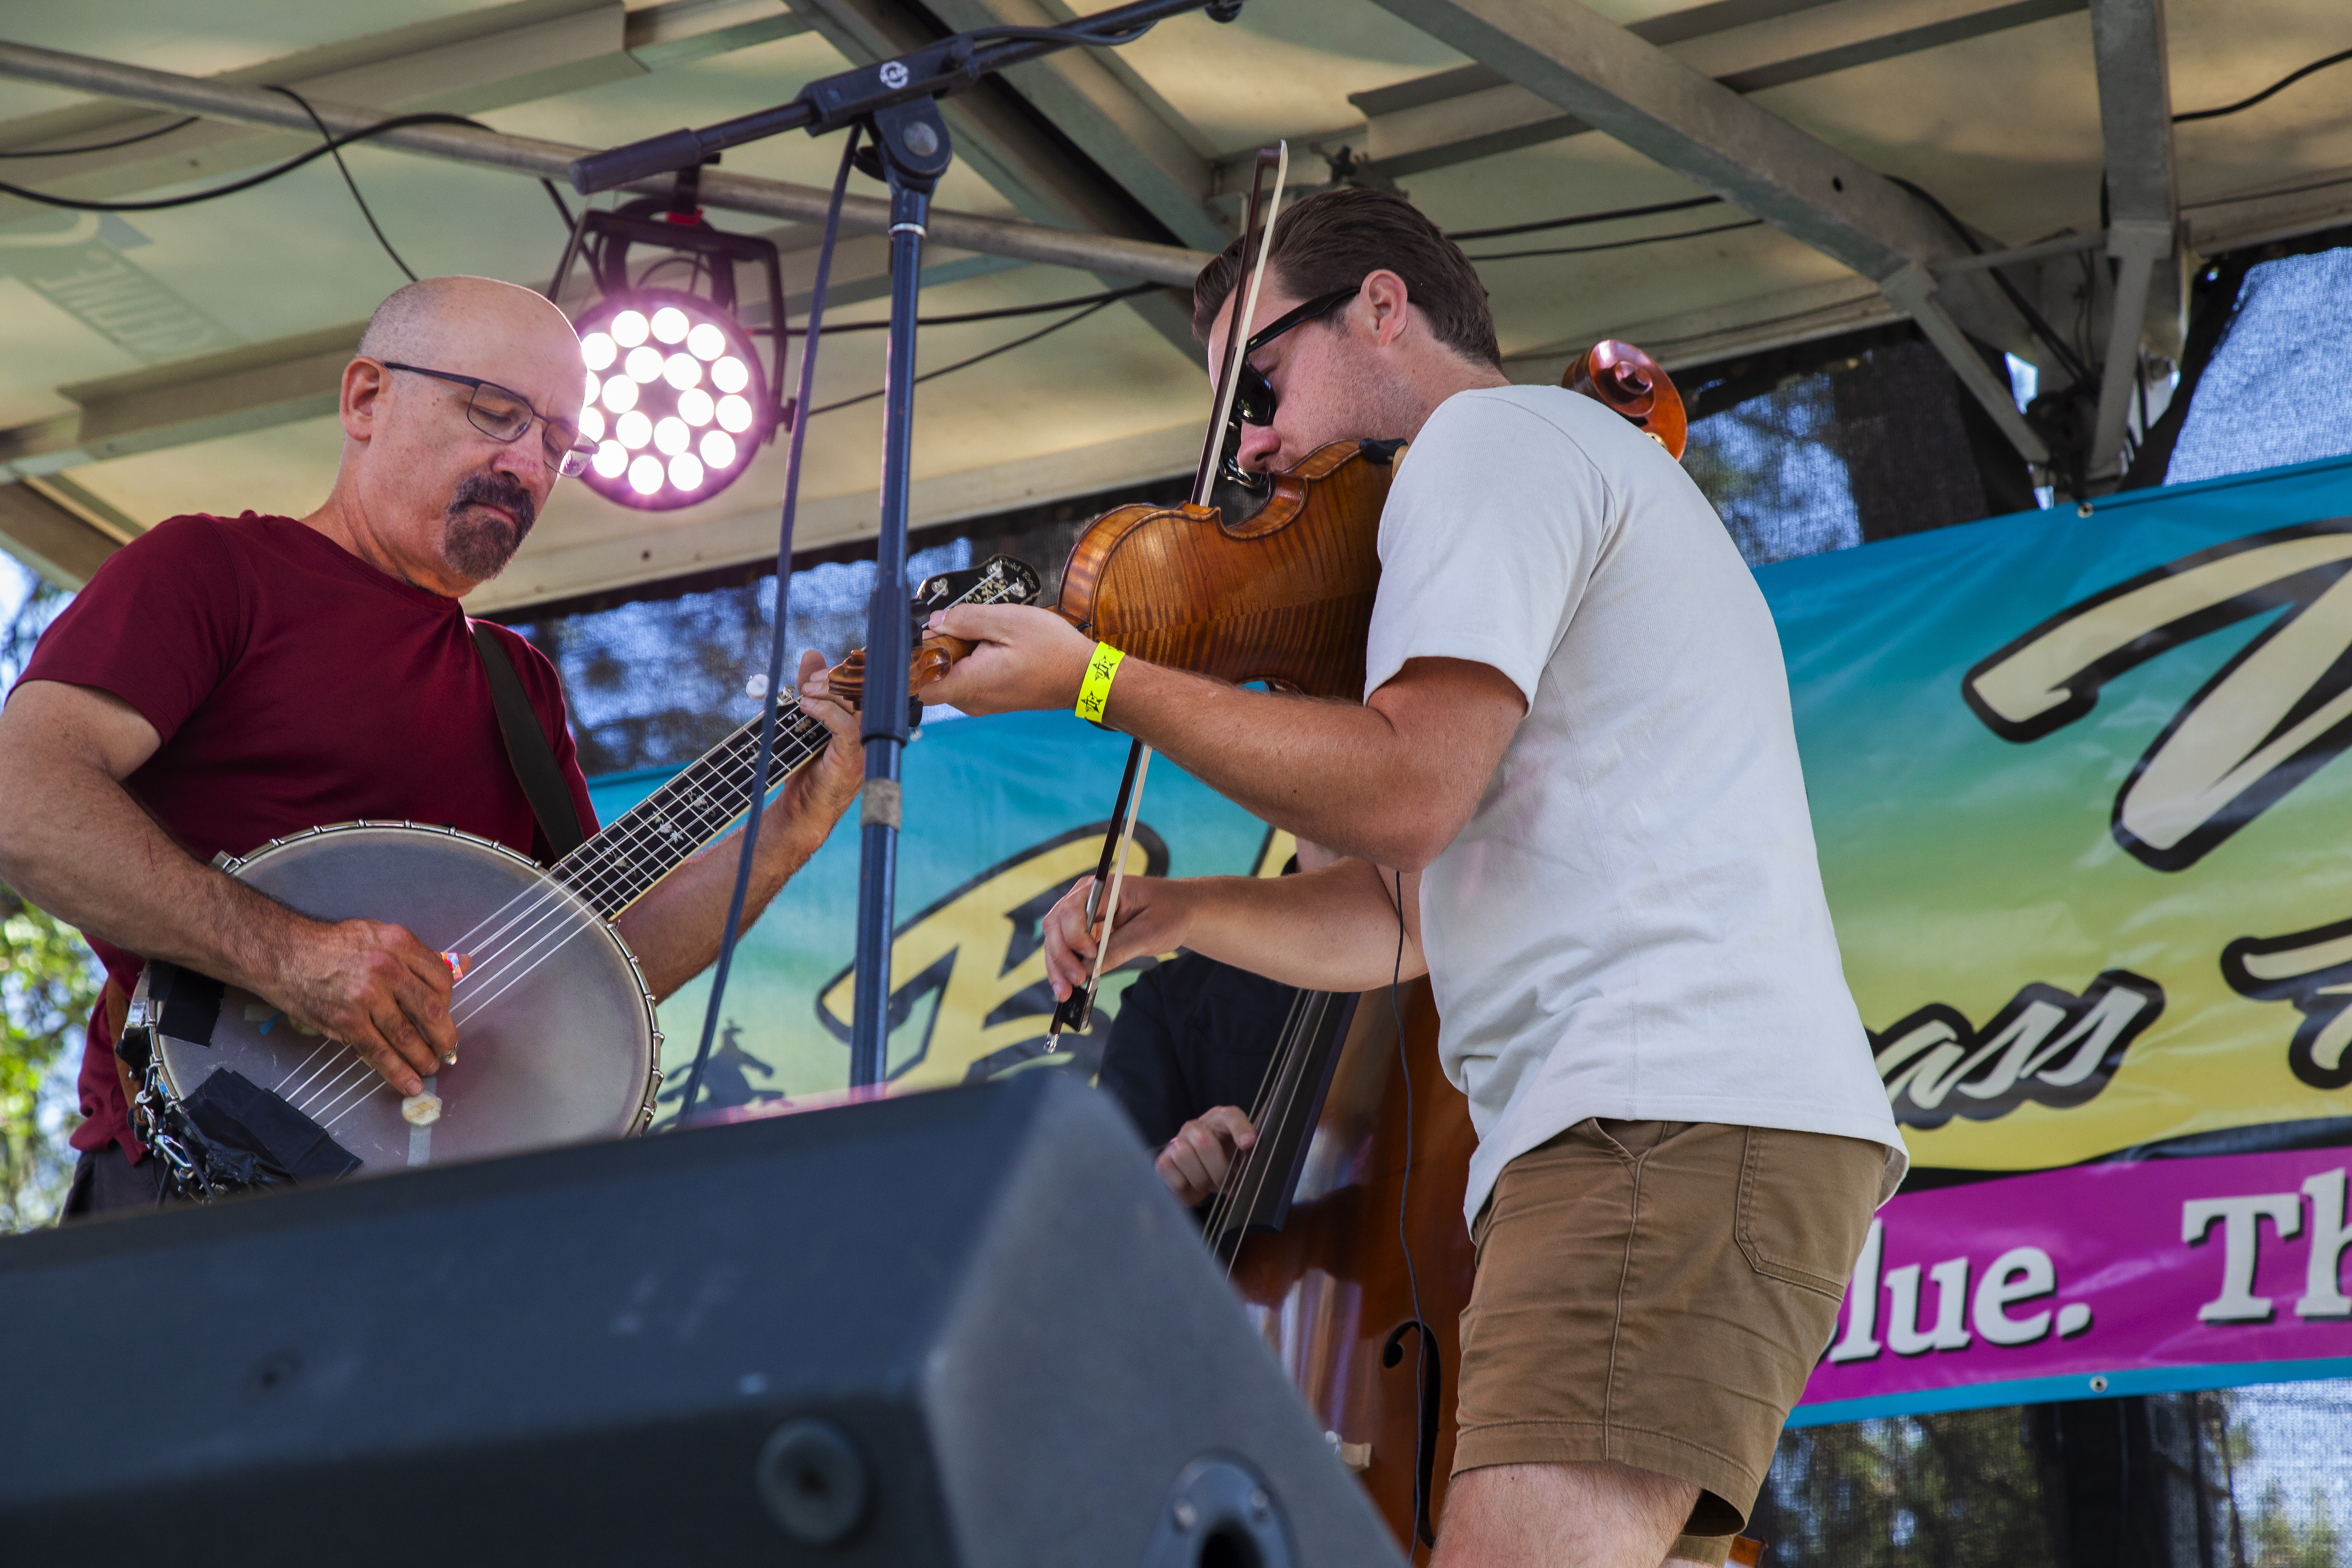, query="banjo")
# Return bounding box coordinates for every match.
[119,555,1039,1199]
